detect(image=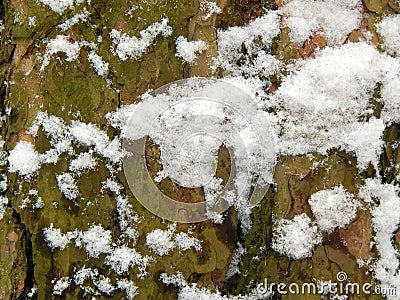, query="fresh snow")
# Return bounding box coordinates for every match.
[69,152,96,174]
[146,223,201,256]
[75,224,113,258]
[308,186,360,233]
[43,223,75,250]
[359,179,400,298]
[38,0,84,15]
[104,245,151,275]
[280,0,362,46]
[58,8,90,32]
[71,266,139,298]
[376,14,400,57]
[6,0,400,298]
[57,172,80,200]
[115,195,139,240]
[116,279,139,300]
[271,42,398,170]
[160,272,187,287]
[87,50,109,77]
[109,18,172,61]
[272,213,322,259]
[102,178,123,194]
[0,196,8,220]
[215,11,281,76]
[92,274,115,295]
[41,35,81,70]
[70,121,124,163]
[52,277,71,295]
[175,36,207,64]
[200,1,222,20]
[8,141,41,178]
